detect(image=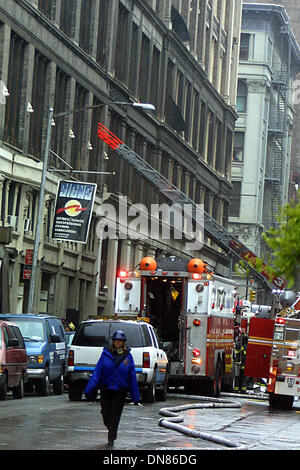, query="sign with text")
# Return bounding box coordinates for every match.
[52,180,97,243]
[25,249,33,265]
[229,238,287,289]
